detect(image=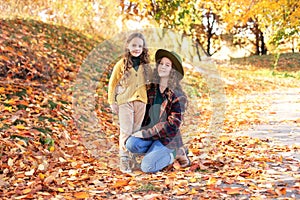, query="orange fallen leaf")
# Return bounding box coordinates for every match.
[0,55,10,62]
[223,187,243,195]
[112,179,129,188]
[74,192,89,199]
[22,188,32,194]
[275,187,286,196]
[189,163,200,171]
[173,161,181,170]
